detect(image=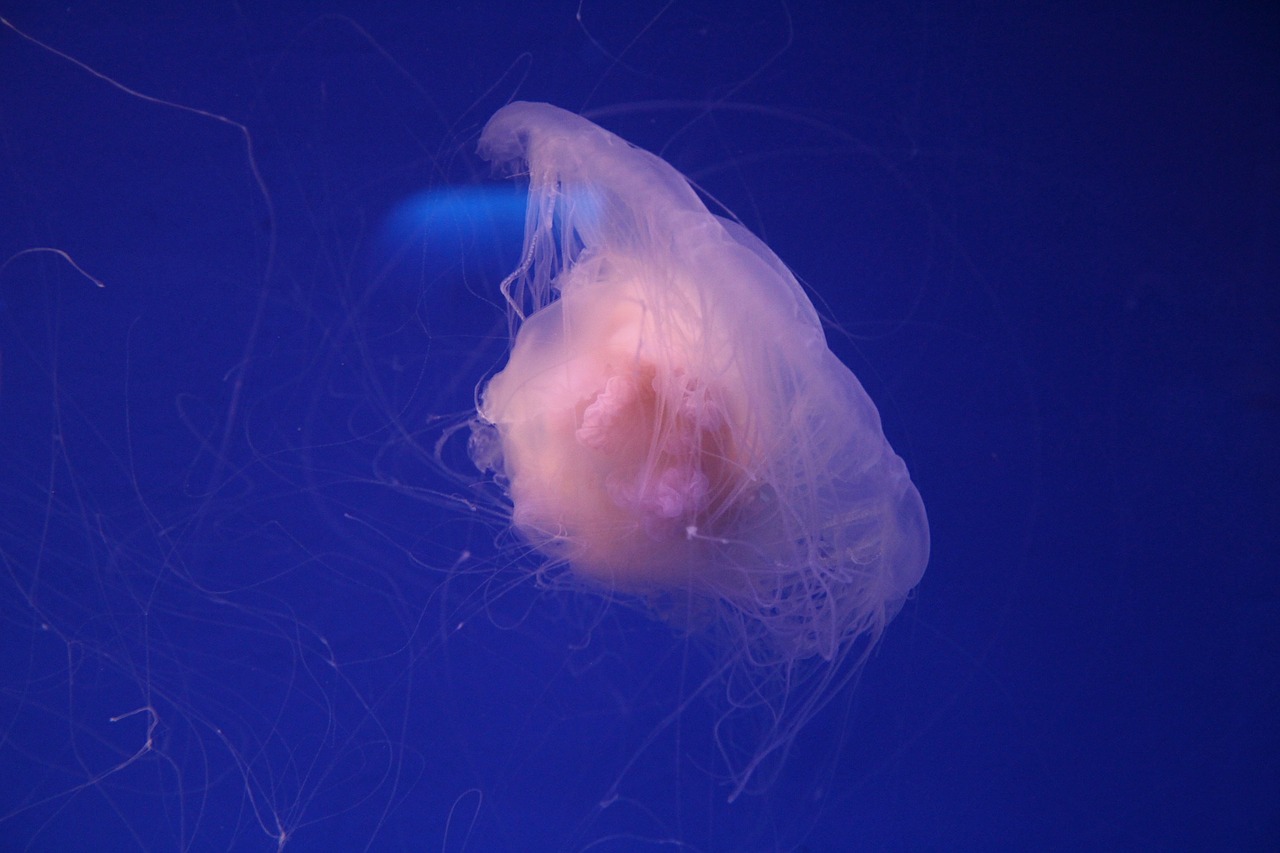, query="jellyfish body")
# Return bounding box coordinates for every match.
[471,102,928,667]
